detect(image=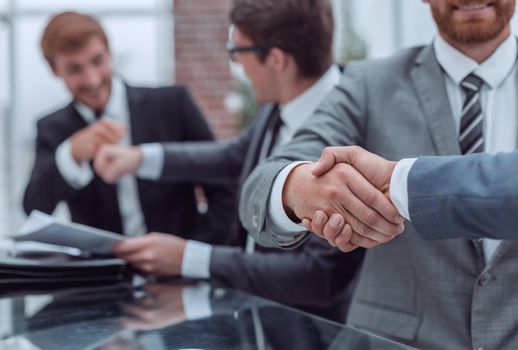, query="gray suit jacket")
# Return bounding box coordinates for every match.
[240,44,518,349]
[156,104,364,321]
[409,151,518,241]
